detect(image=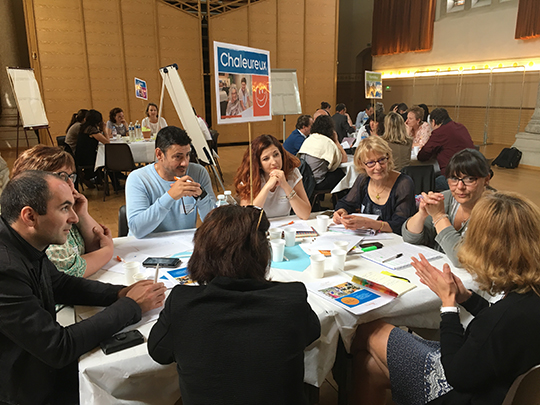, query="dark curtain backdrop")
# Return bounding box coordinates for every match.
[372,0,437,56]
[515,0,540,39]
